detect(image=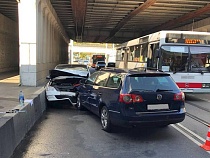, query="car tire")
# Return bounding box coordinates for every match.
[100,106,112,132]
[75,95,84,110]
